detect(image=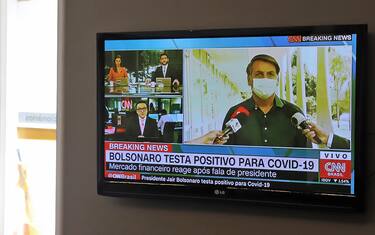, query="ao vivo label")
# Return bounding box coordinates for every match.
[319,151,351,160]
[319,151,351,179]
